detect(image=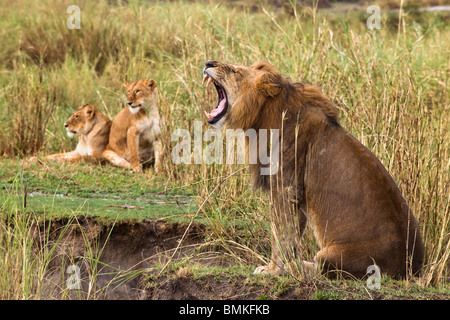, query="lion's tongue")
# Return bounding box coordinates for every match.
[210,98,226,117]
